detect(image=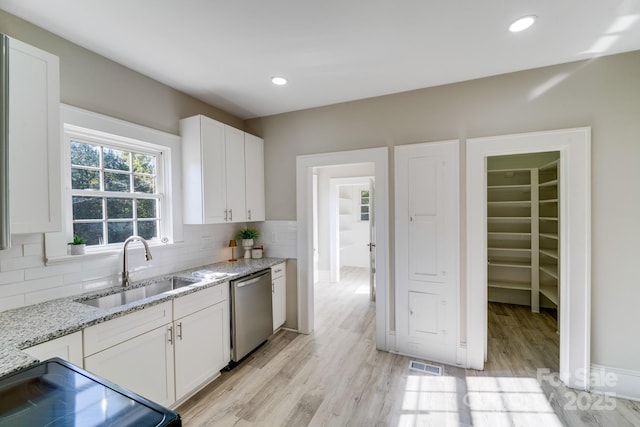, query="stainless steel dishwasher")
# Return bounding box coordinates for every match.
[230,269,273,362]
